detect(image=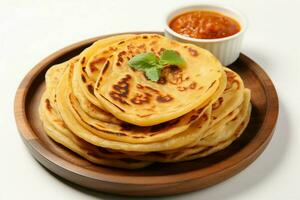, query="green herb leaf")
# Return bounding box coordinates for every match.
[128,49,186,82]
[159,50,186,67]
[128,52,158,70]
[145,67,161,82]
